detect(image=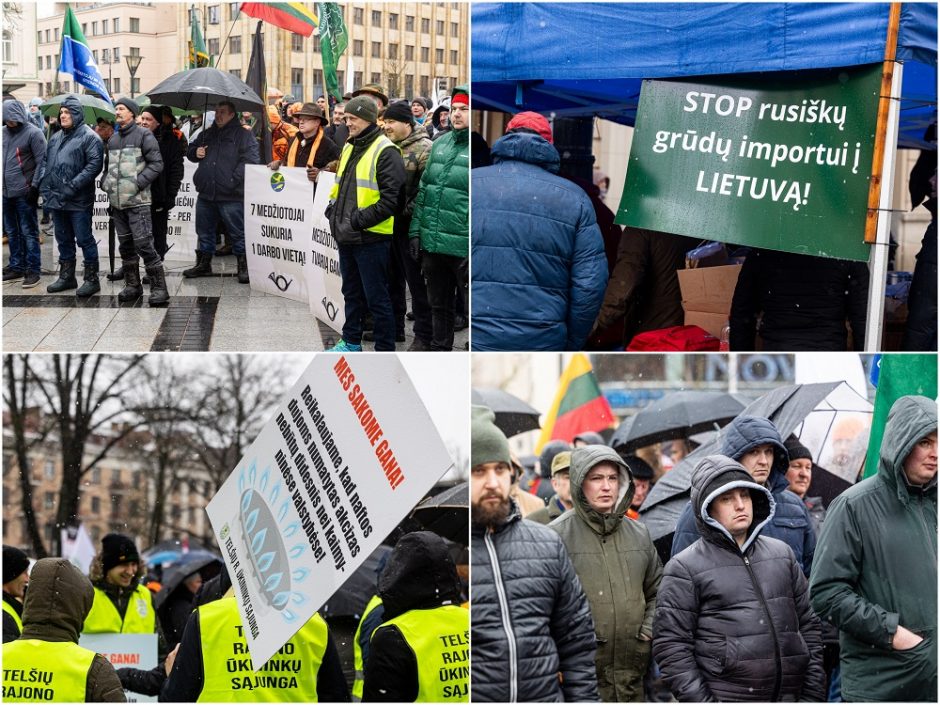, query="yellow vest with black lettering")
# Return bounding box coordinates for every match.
[351,595,383,701]
[82,584,155,634]
[2,639,96,702]
[377,604,469,703]
[197,597,327,702]
[328,135,399,235]
[2,598,23,635]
